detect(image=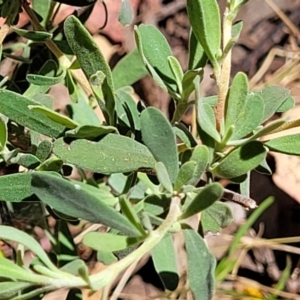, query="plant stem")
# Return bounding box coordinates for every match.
[89,195,182,289]
[216,4,233,132]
